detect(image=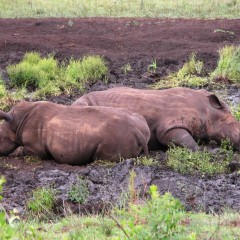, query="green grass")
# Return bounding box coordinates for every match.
[153,45,240,90]
[232,103,240,121]
[211,45,240,83]
[6,52,108,98]
[1,184,239,239]
[166,139,234,176]
[0,0,239,18]
[26,187,57,221]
